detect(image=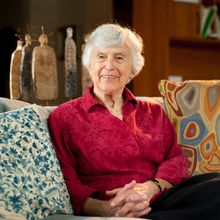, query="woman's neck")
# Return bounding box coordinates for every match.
[93,88,124,119]
[93,88,123,107]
